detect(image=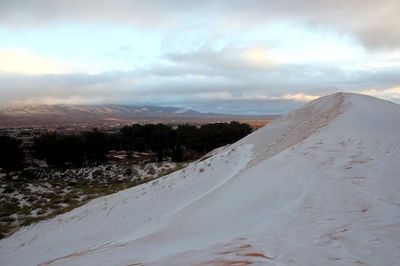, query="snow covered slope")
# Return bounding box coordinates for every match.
[1,92,400,266]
